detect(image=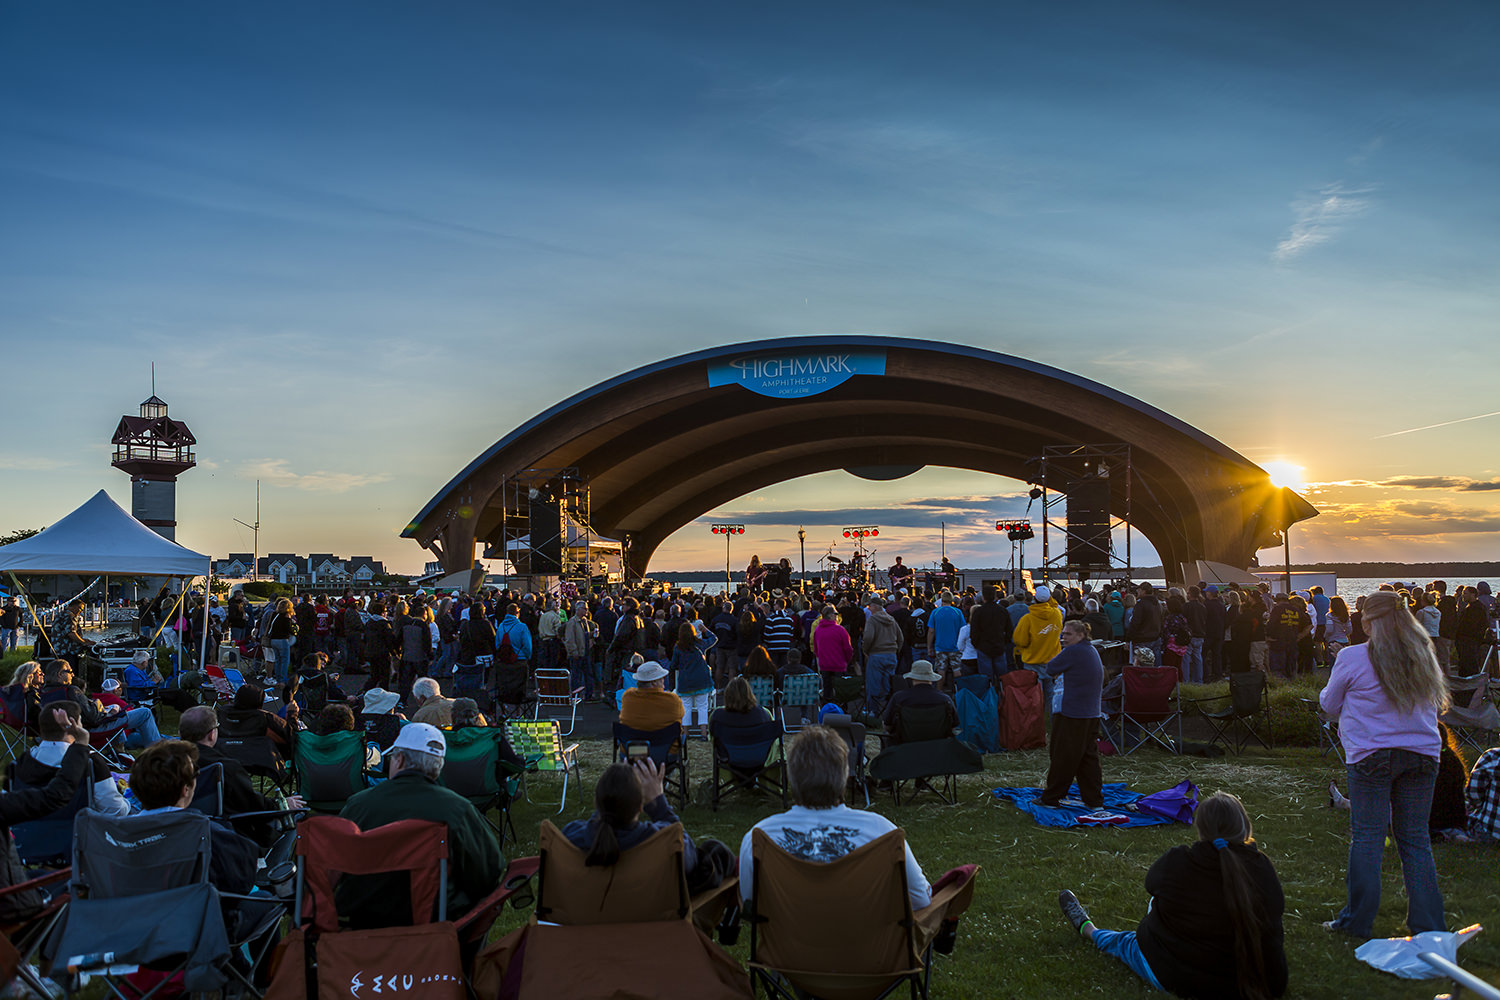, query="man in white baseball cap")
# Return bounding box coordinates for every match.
[337,722,502,929]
